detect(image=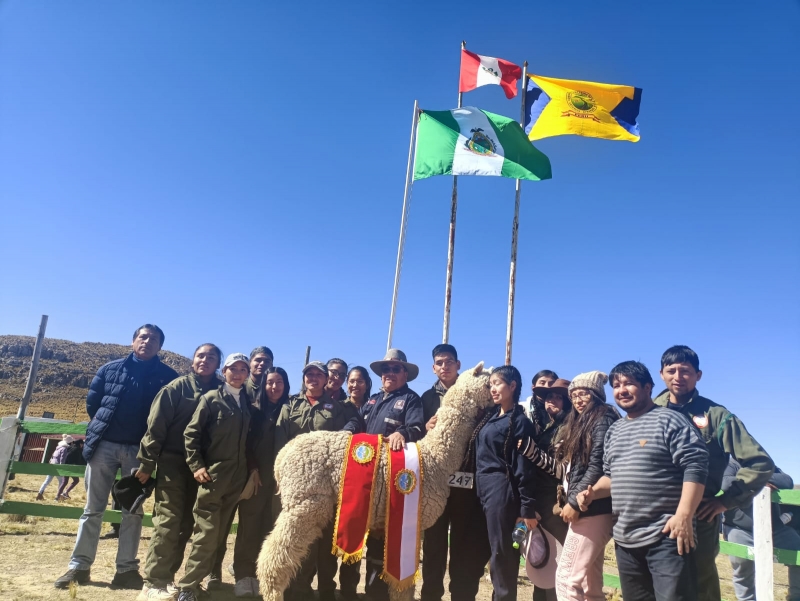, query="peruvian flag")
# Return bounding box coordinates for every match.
[459,49,522,99]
